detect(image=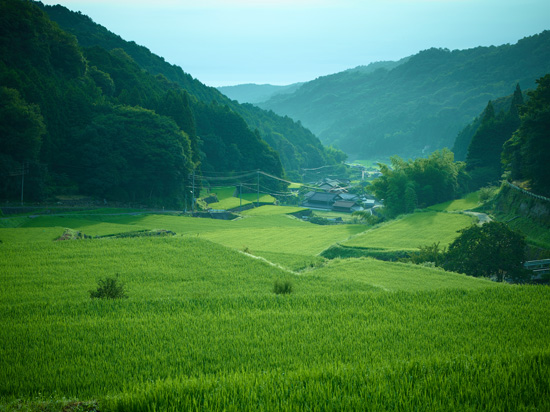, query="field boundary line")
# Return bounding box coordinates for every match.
[238,251,300,275]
